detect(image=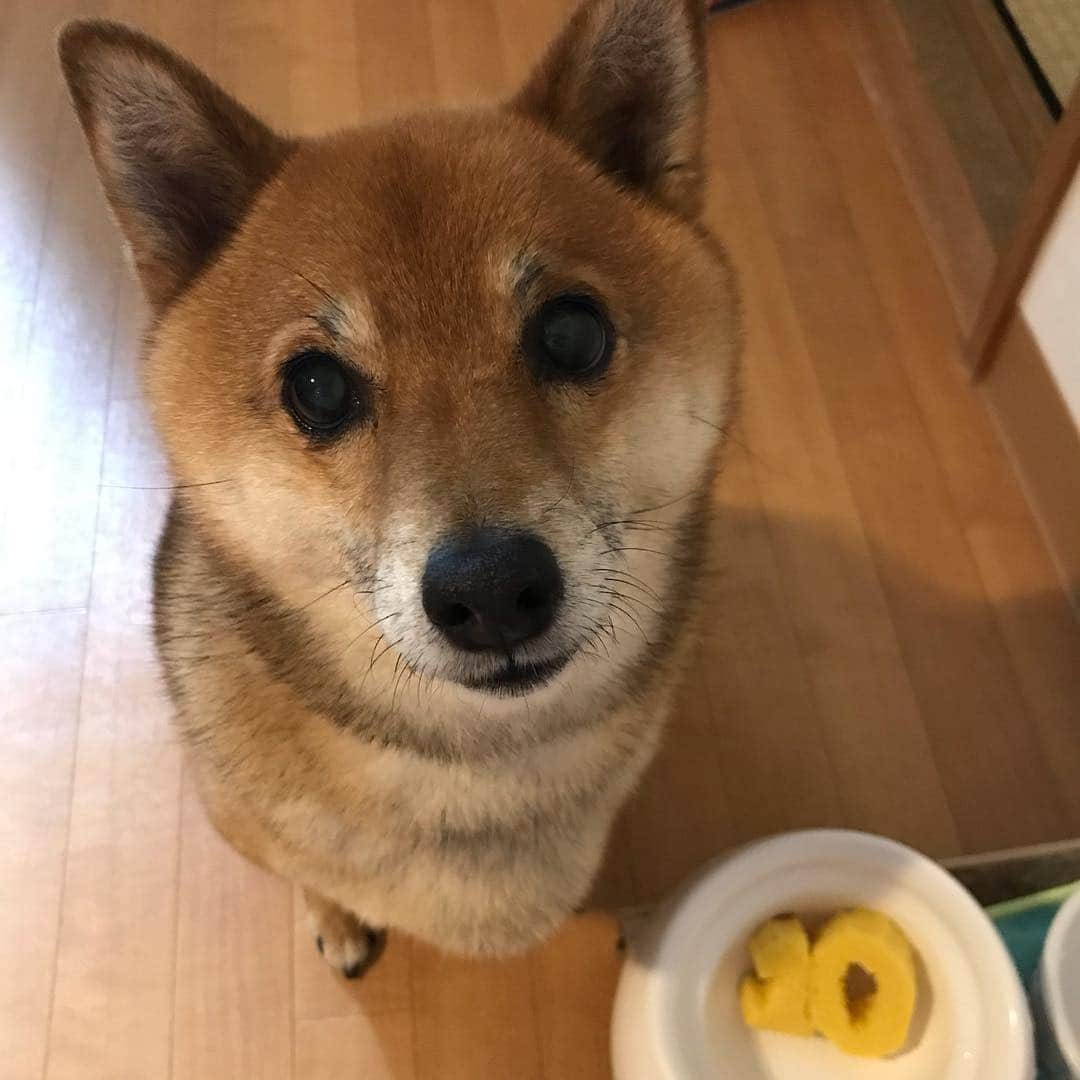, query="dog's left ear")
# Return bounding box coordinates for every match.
[511,0,707,219]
